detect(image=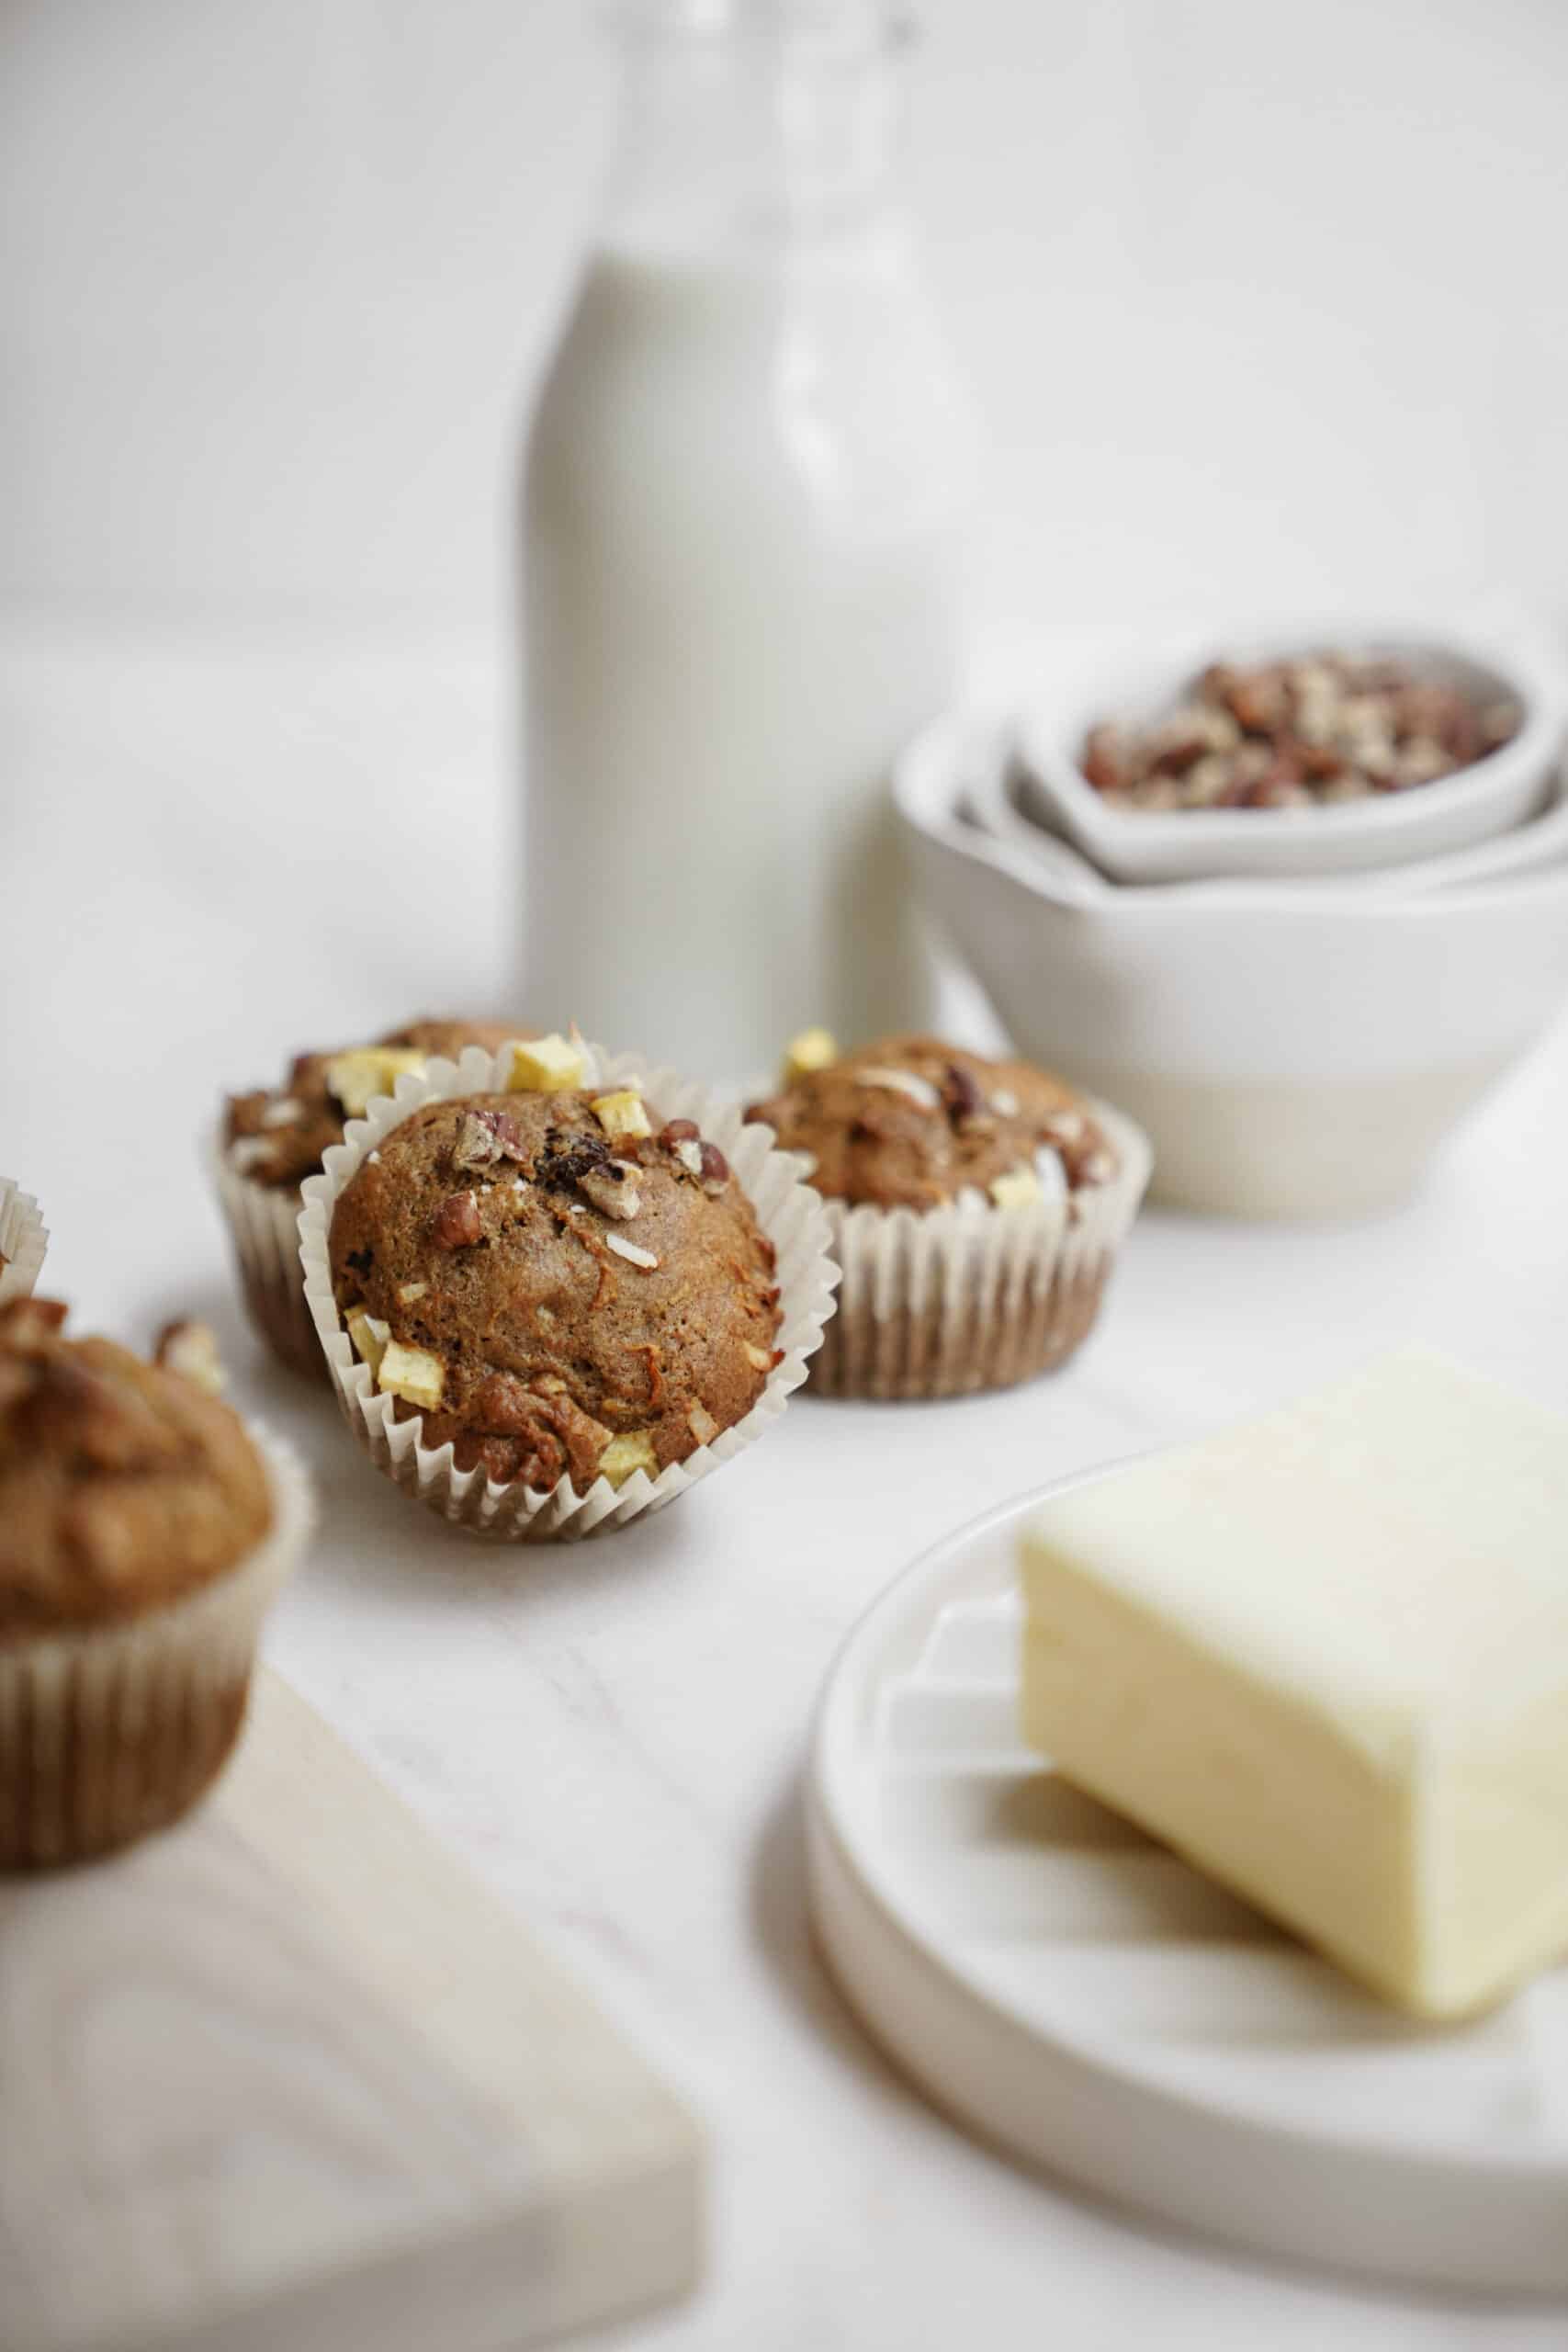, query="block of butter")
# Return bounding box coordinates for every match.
[1019,1353,1568,2018]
